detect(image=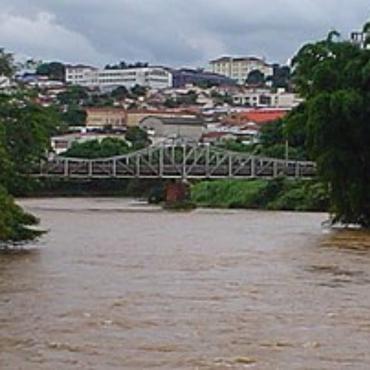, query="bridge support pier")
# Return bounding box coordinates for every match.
[165,181,189,205]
